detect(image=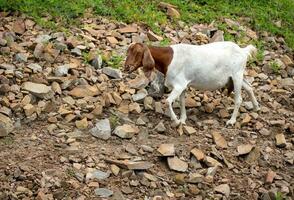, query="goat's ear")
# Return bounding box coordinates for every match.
[142,46,155,79]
